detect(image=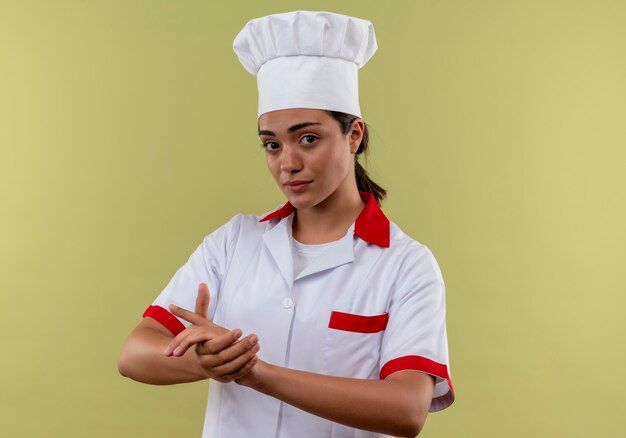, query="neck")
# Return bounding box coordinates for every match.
[292,185,365,244]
